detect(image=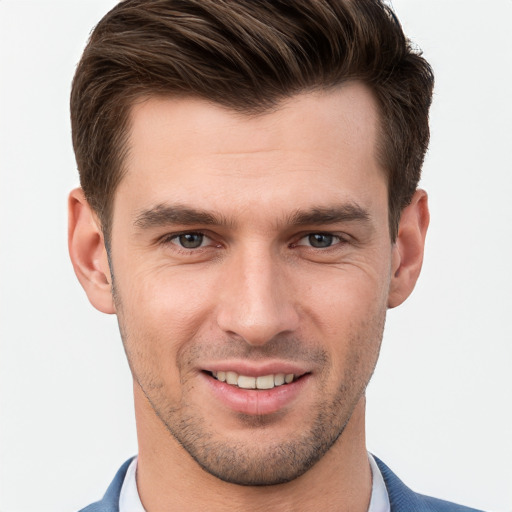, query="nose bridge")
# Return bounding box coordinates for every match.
[216,241,299,345]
